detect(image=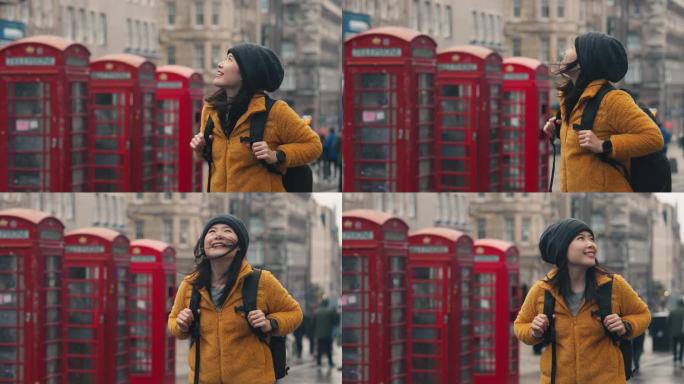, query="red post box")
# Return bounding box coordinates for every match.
[407,228,475,384]
[0,208,65,384]
[342,209,409,384]
[155,65,204,192]
[88,54,157,192]
[501,58,551,192]
[343,27,437,192]
[128,239,177,384]
[0,35,90,192]
[435,45,503,192]
[63,228,131,384]
[472,239,521,384]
